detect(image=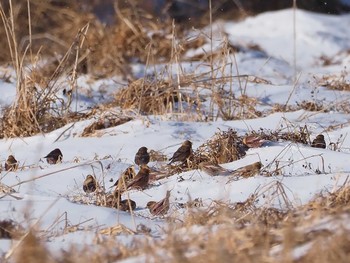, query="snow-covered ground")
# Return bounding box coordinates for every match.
[1,8,350,261]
